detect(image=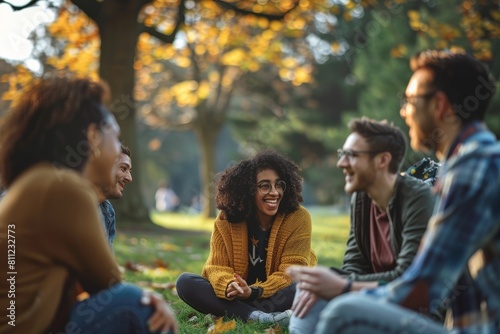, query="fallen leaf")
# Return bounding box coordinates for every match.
[207,317,236,333]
